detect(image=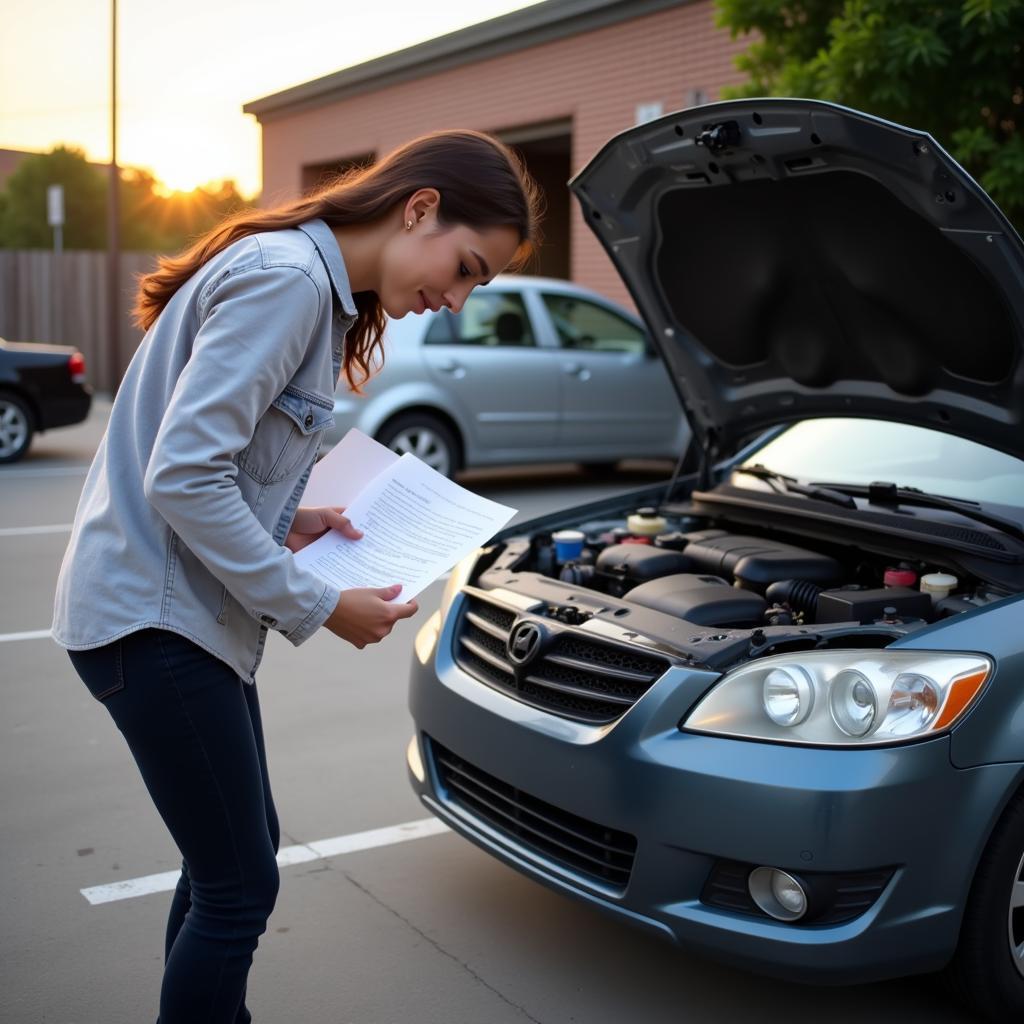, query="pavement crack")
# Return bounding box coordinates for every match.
[341,870,544,1024]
